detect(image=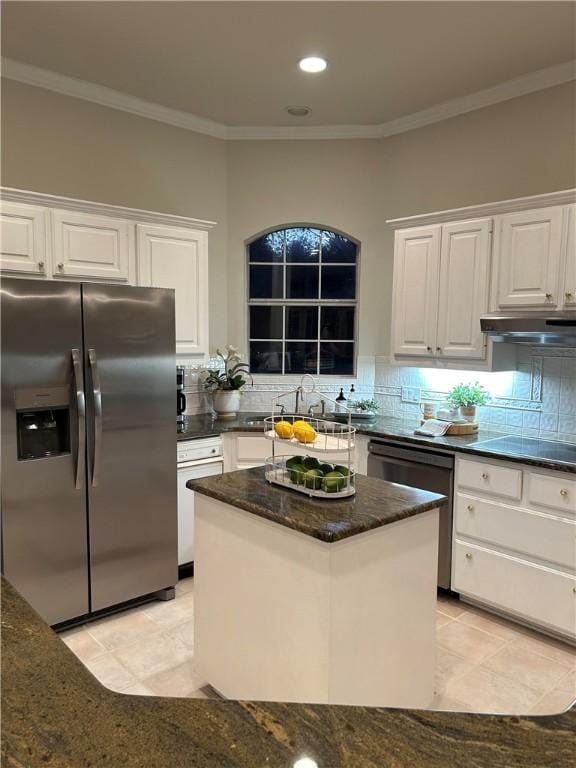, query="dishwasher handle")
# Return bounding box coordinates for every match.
[368,441,454,468]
